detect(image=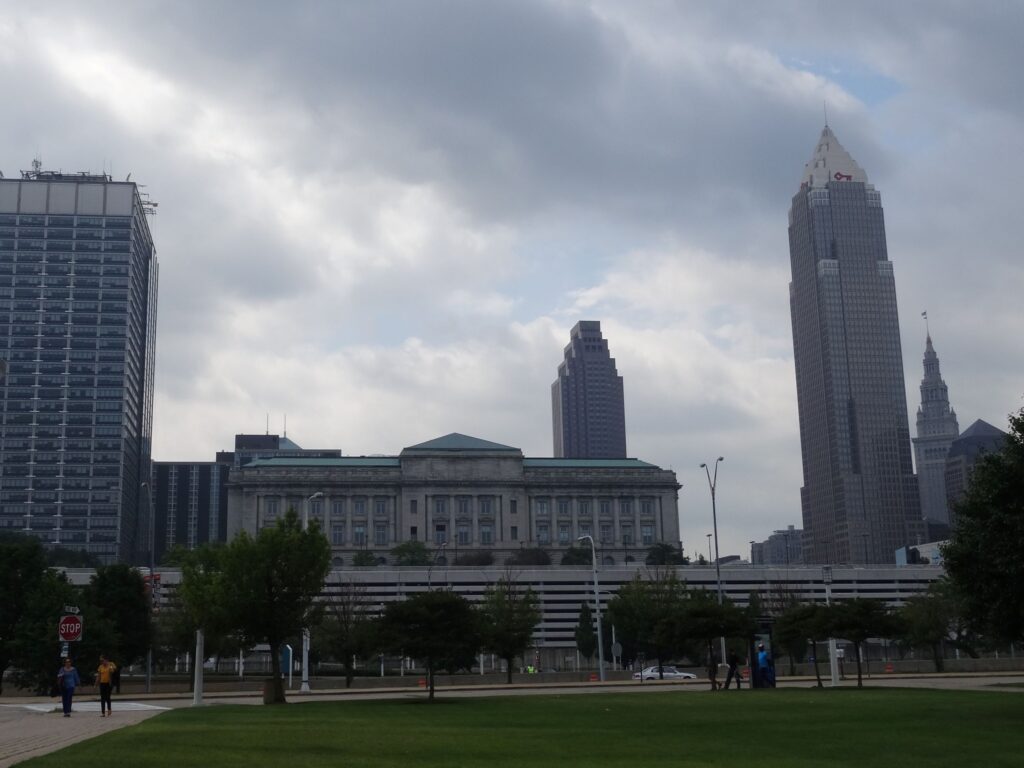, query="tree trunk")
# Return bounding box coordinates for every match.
[932,642,944,673]
[811,639,823,688]
[345,659,354,688]
[267,640,286,704]
[505,656,513,685]
[427,661,435,701]
[854,641,863,688]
